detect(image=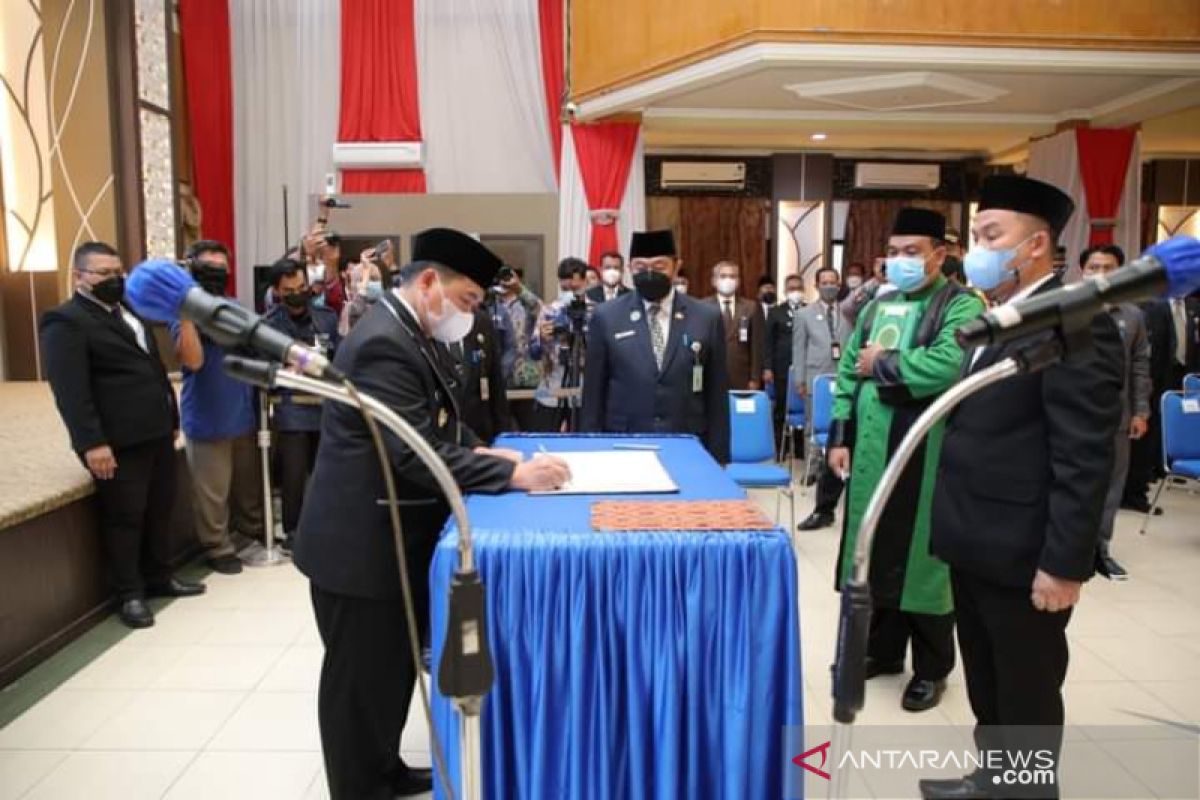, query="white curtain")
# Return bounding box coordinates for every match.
[1115,132,1143,260]
[230,0,340,302]
[557,126,590,261]
[1027,131,1088,278]
[415,0,556,193]
[557,125,645,265]
[616,129,646,263]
